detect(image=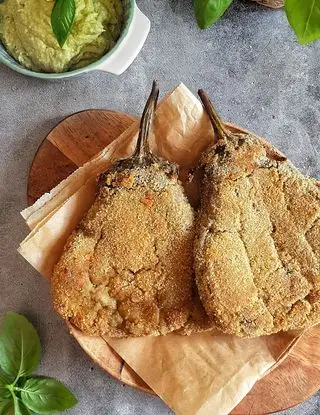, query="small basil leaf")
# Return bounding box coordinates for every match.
[285,0,320,44]
[0,312,41,380]
[194,0,233,29]
[21,377,77,414]
[51,0,76,47]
